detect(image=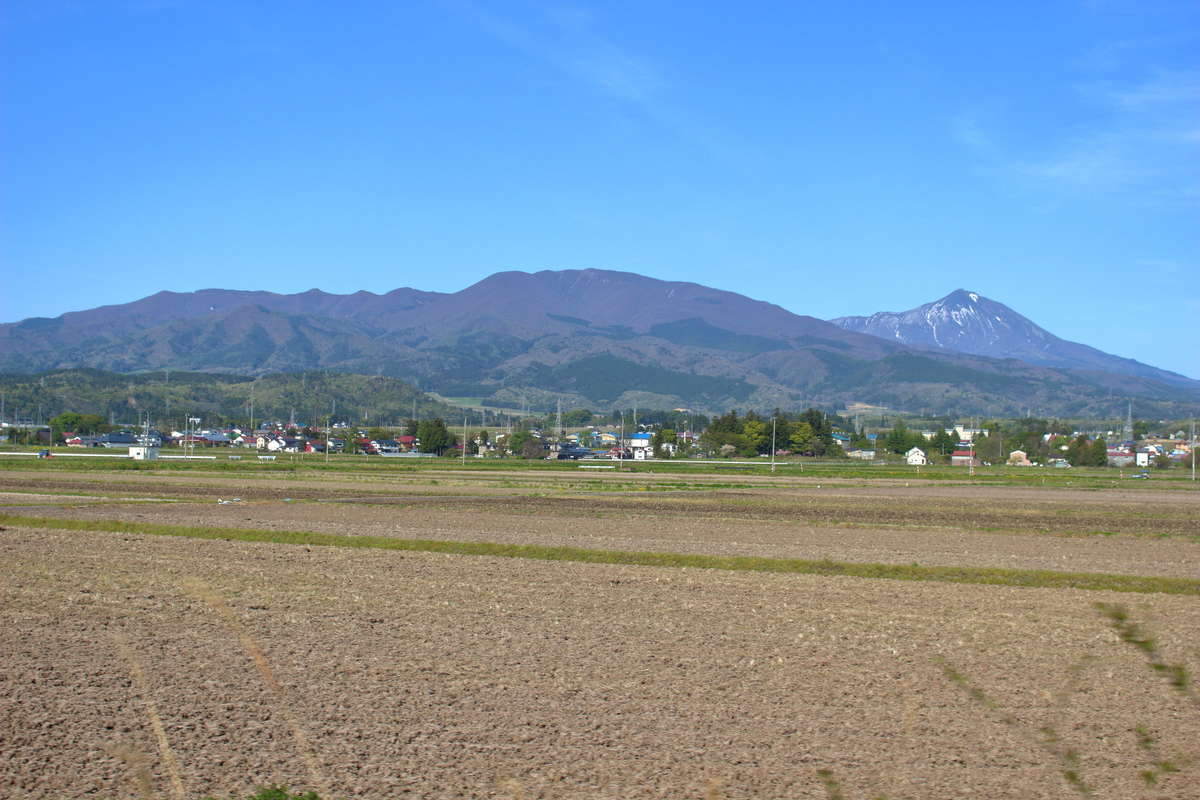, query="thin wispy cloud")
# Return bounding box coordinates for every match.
[955,67,1200,203]
[1105,67,1200,109]
[442,0,757,168]
[444,0,666,105]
